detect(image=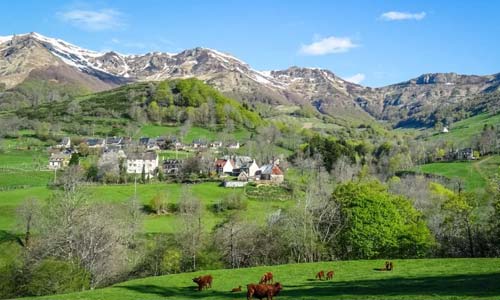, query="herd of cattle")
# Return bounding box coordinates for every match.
[191,261,394,299]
